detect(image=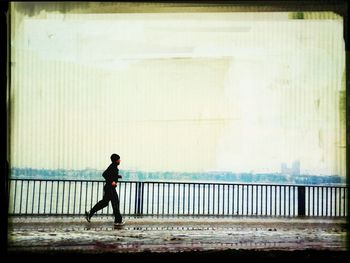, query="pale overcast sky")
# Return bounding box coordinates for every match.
[10,7,346,176]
